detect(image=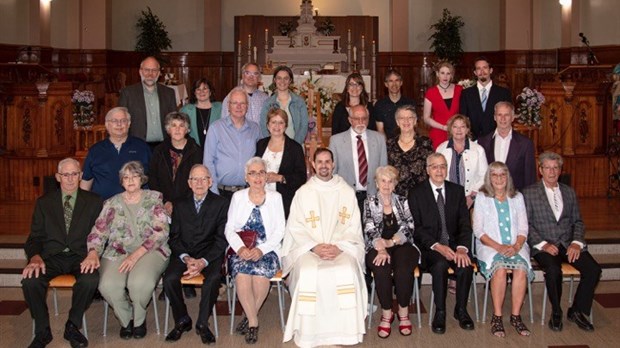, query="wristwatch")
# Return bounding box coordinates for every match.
[281,176,287,184]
